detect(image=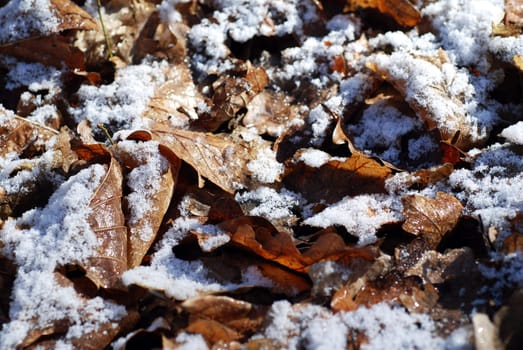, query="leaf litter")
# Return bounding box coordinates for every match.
[1,0,523,349]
